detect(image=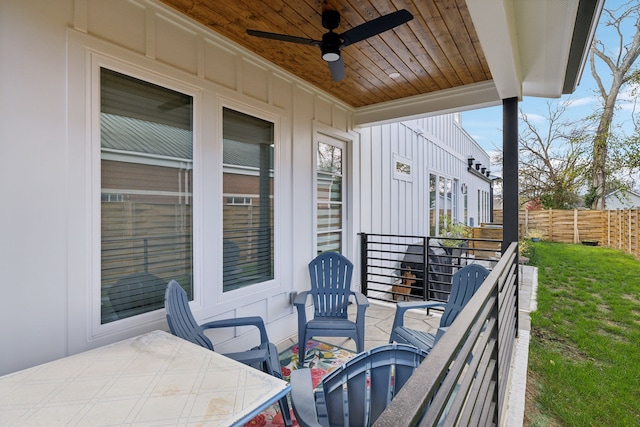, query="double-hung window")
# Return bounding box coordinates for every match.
[100,68,193,324]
